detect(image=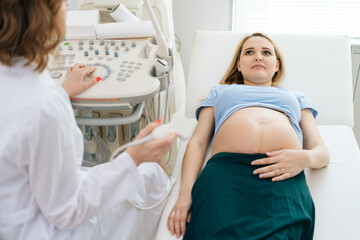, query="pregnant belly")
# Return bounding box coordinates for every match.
[211,107,302,155]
